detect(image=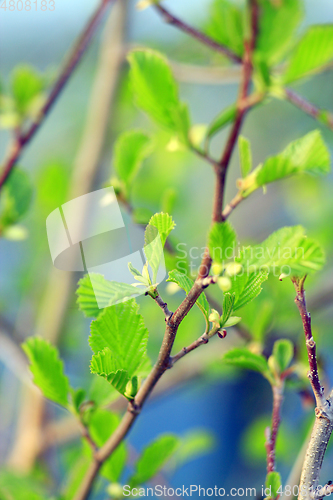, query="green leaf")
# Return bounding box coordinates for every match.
[22,337,69,407]
[90,348,132,396]
[256,0,302,65]
[223,347,268,373]
[11,64,44,115]
[88,375,120,407]
[76,273,140,318]
[113,130,152,190]
[88,409,127,483]
[255,130,330,189]
[228,271,268,311]
[221,293,235,327]
[0,168,33,228]
[148,212,176,247]
[205,0,244,57]
[284,25,333,83]
[144,212,175,283]
[130,434,179,486]
[0,471,46,500]
[167,270,210,330]
[223,316,241,327]
[238,136,252,177]
[272,339,294,373]
[208,222,237,264]
[128,49,190,143]
[89,299,148,378]
[173,430,214,467]
[265,471,282,499]
[239,225,325,275]
[205,103,237,141]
